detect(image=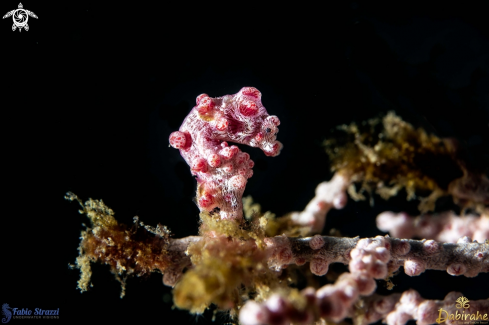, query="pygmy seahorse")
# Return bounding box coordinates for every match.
[169,87,283,220]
